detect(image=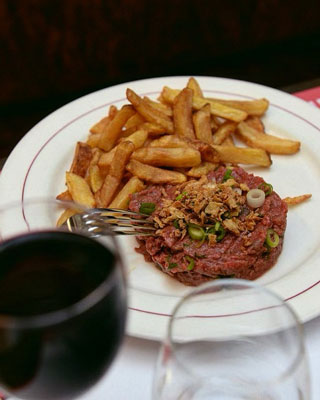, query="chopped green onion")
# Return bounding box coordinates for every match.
[265,229,279,248]
[205,222,225,242]
[215,224,226,241]
[173,219,180,229]
[139,202,156,215]
[168,262,177,270]
[185,256,195,271]
[176,191,188,201]
[195,253,206,259]
[259,182,273,196]
[188,224,205,241]
[222,168,233,182]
